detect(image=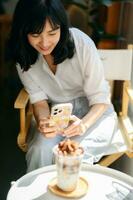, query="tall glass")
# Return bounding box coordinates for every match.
[53,146,84,192]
